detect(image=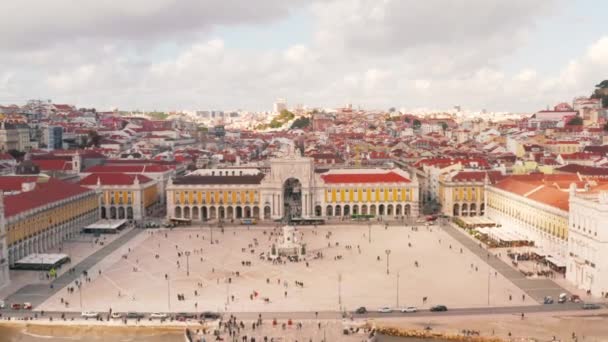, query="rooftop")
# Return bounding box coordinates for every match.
[321,171,410,184]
